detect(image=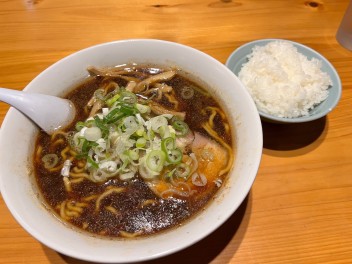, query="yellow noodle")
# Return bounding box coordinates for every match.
[66,202,82,213]
[61,146,71,160]
[75,202,89,207]
[48,164,63,172]
[95,187,125,211]
[77,161,86,168]
[83,194,99,202]
[119,230,143,238]
[202,107,220,128]
[105,206,119,215]
[160,188,191,199]
[99,230,108,236]
[60,201,69,220]
[65,210,80,217]
[52,138,65,148]
[69,172,90,178]
[72,166,86,173]
[35,146,42,162]
[51,131,67,140]
[224,123,230,134]
[140,199,157,208]
[202,122,234,176]
[63,177,72,192]
[206,106,226,119]
[70,177,84,184]
[202,106,228,129]
[165,92,179,109]
[59,200,88,220]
